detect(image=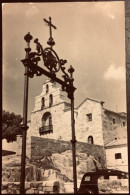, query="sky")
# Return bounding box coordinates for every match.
[2,1,126,119]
